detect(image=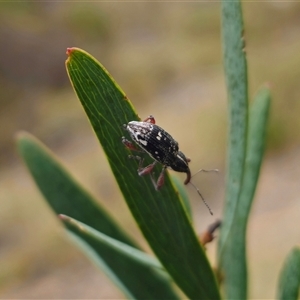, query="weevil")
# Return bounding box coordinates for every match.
[122,115,215,215]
